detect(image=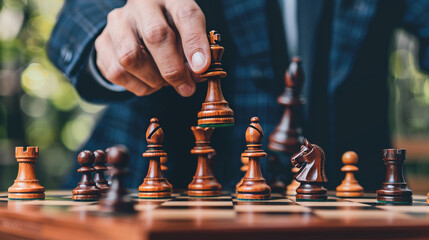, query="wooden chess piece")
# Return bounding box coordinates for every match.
[377,149,412,204]
[268,57,305,154]
[139,118,172,199]
[268,154,286,193]
[427,192,429,204]
[197,30,234,128]
[235,156,249,192]
[8,147,45,200]
[336,151,364,197]
[160,157,173,189]
[237,117,271,200]
[100,145,136,213]
[72,150,101,201]
[93,150,110,193]
[188,126,222,197]
[286,166,300,196]
[291,138,328,201]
